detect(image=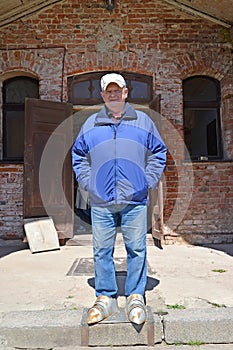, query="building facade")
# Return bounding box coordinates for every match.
[0,0,232,244]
